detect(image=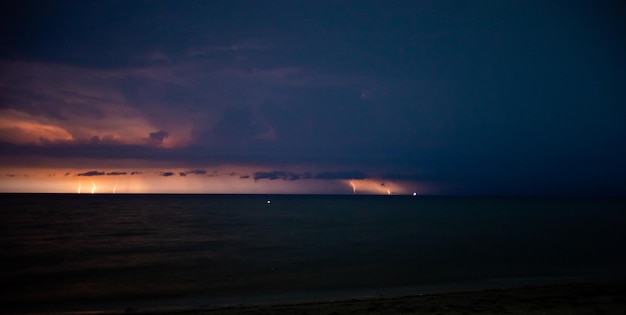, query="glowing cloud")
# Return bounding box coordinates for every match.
[0,61,195,148]
[0,110,74,144]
